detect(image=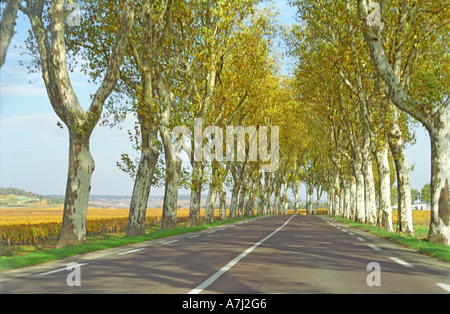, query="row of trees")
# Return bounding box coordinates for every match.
[2,0,303,247]
[1,0,448,247]
[285,0,449,244]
